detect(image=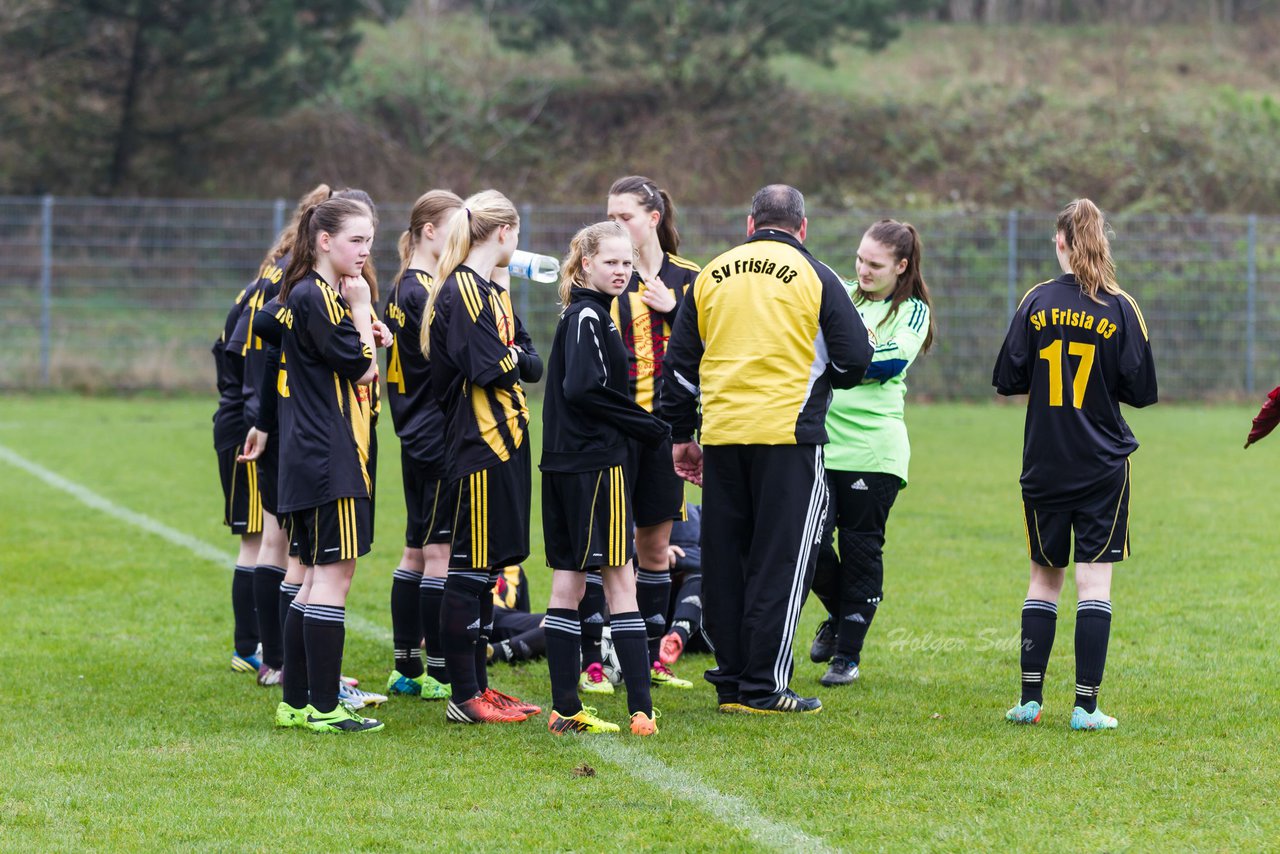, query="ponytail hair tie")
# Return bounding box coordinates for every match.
[465,208,472,221]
